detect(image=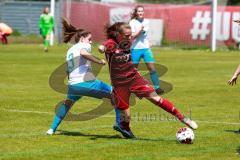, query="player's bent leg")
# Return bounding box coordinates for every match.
[88,80,120,124]
[112,87,136,139]
[44,34,50,52]
[46,99,75,135]
[146,63,164,95]
[146,92,198,130]
[131,49,142,65]
[94,80,121,127]
[71,80,121,128]
[134,63,139,69]
[143,49,164,94]
[114,108,136,139]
